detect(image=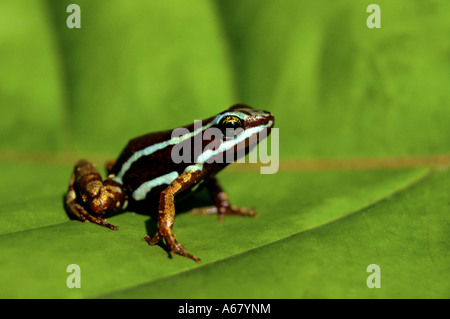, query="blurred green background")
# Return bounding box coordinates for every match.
[1,0,449,157]
[0,0,448,298]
